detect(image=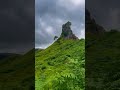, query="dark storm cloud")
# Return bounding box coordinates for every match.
[86,0,120,30]
[0,0,34,54]
[35,0,85,48]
